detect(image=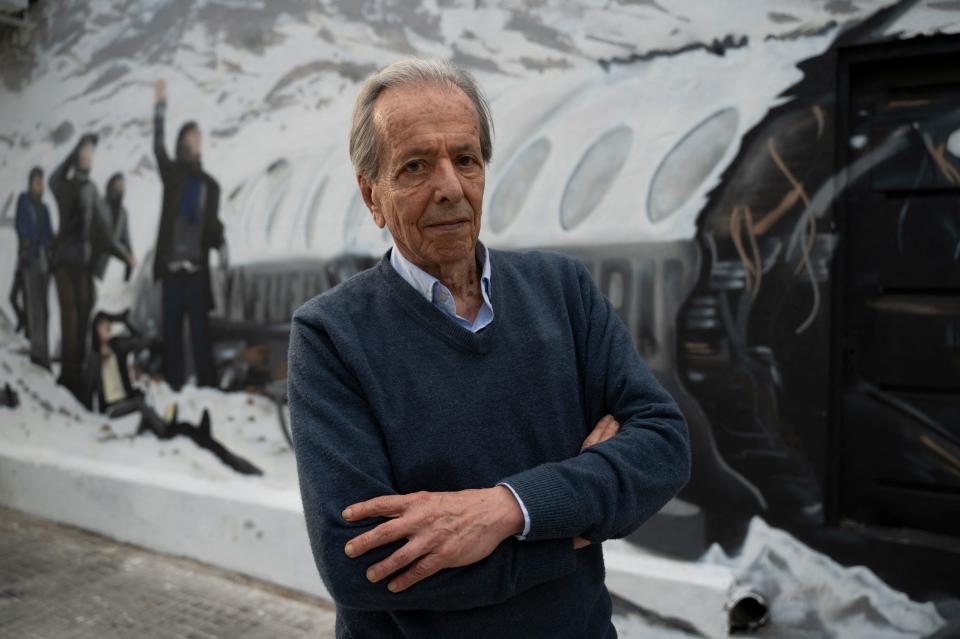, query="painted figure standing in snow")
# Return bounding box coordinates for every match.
[92,172,134,283]
[48,134,137,405]
[152,80,226,391]
[288,59,691,638]
[15,167,54,369]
